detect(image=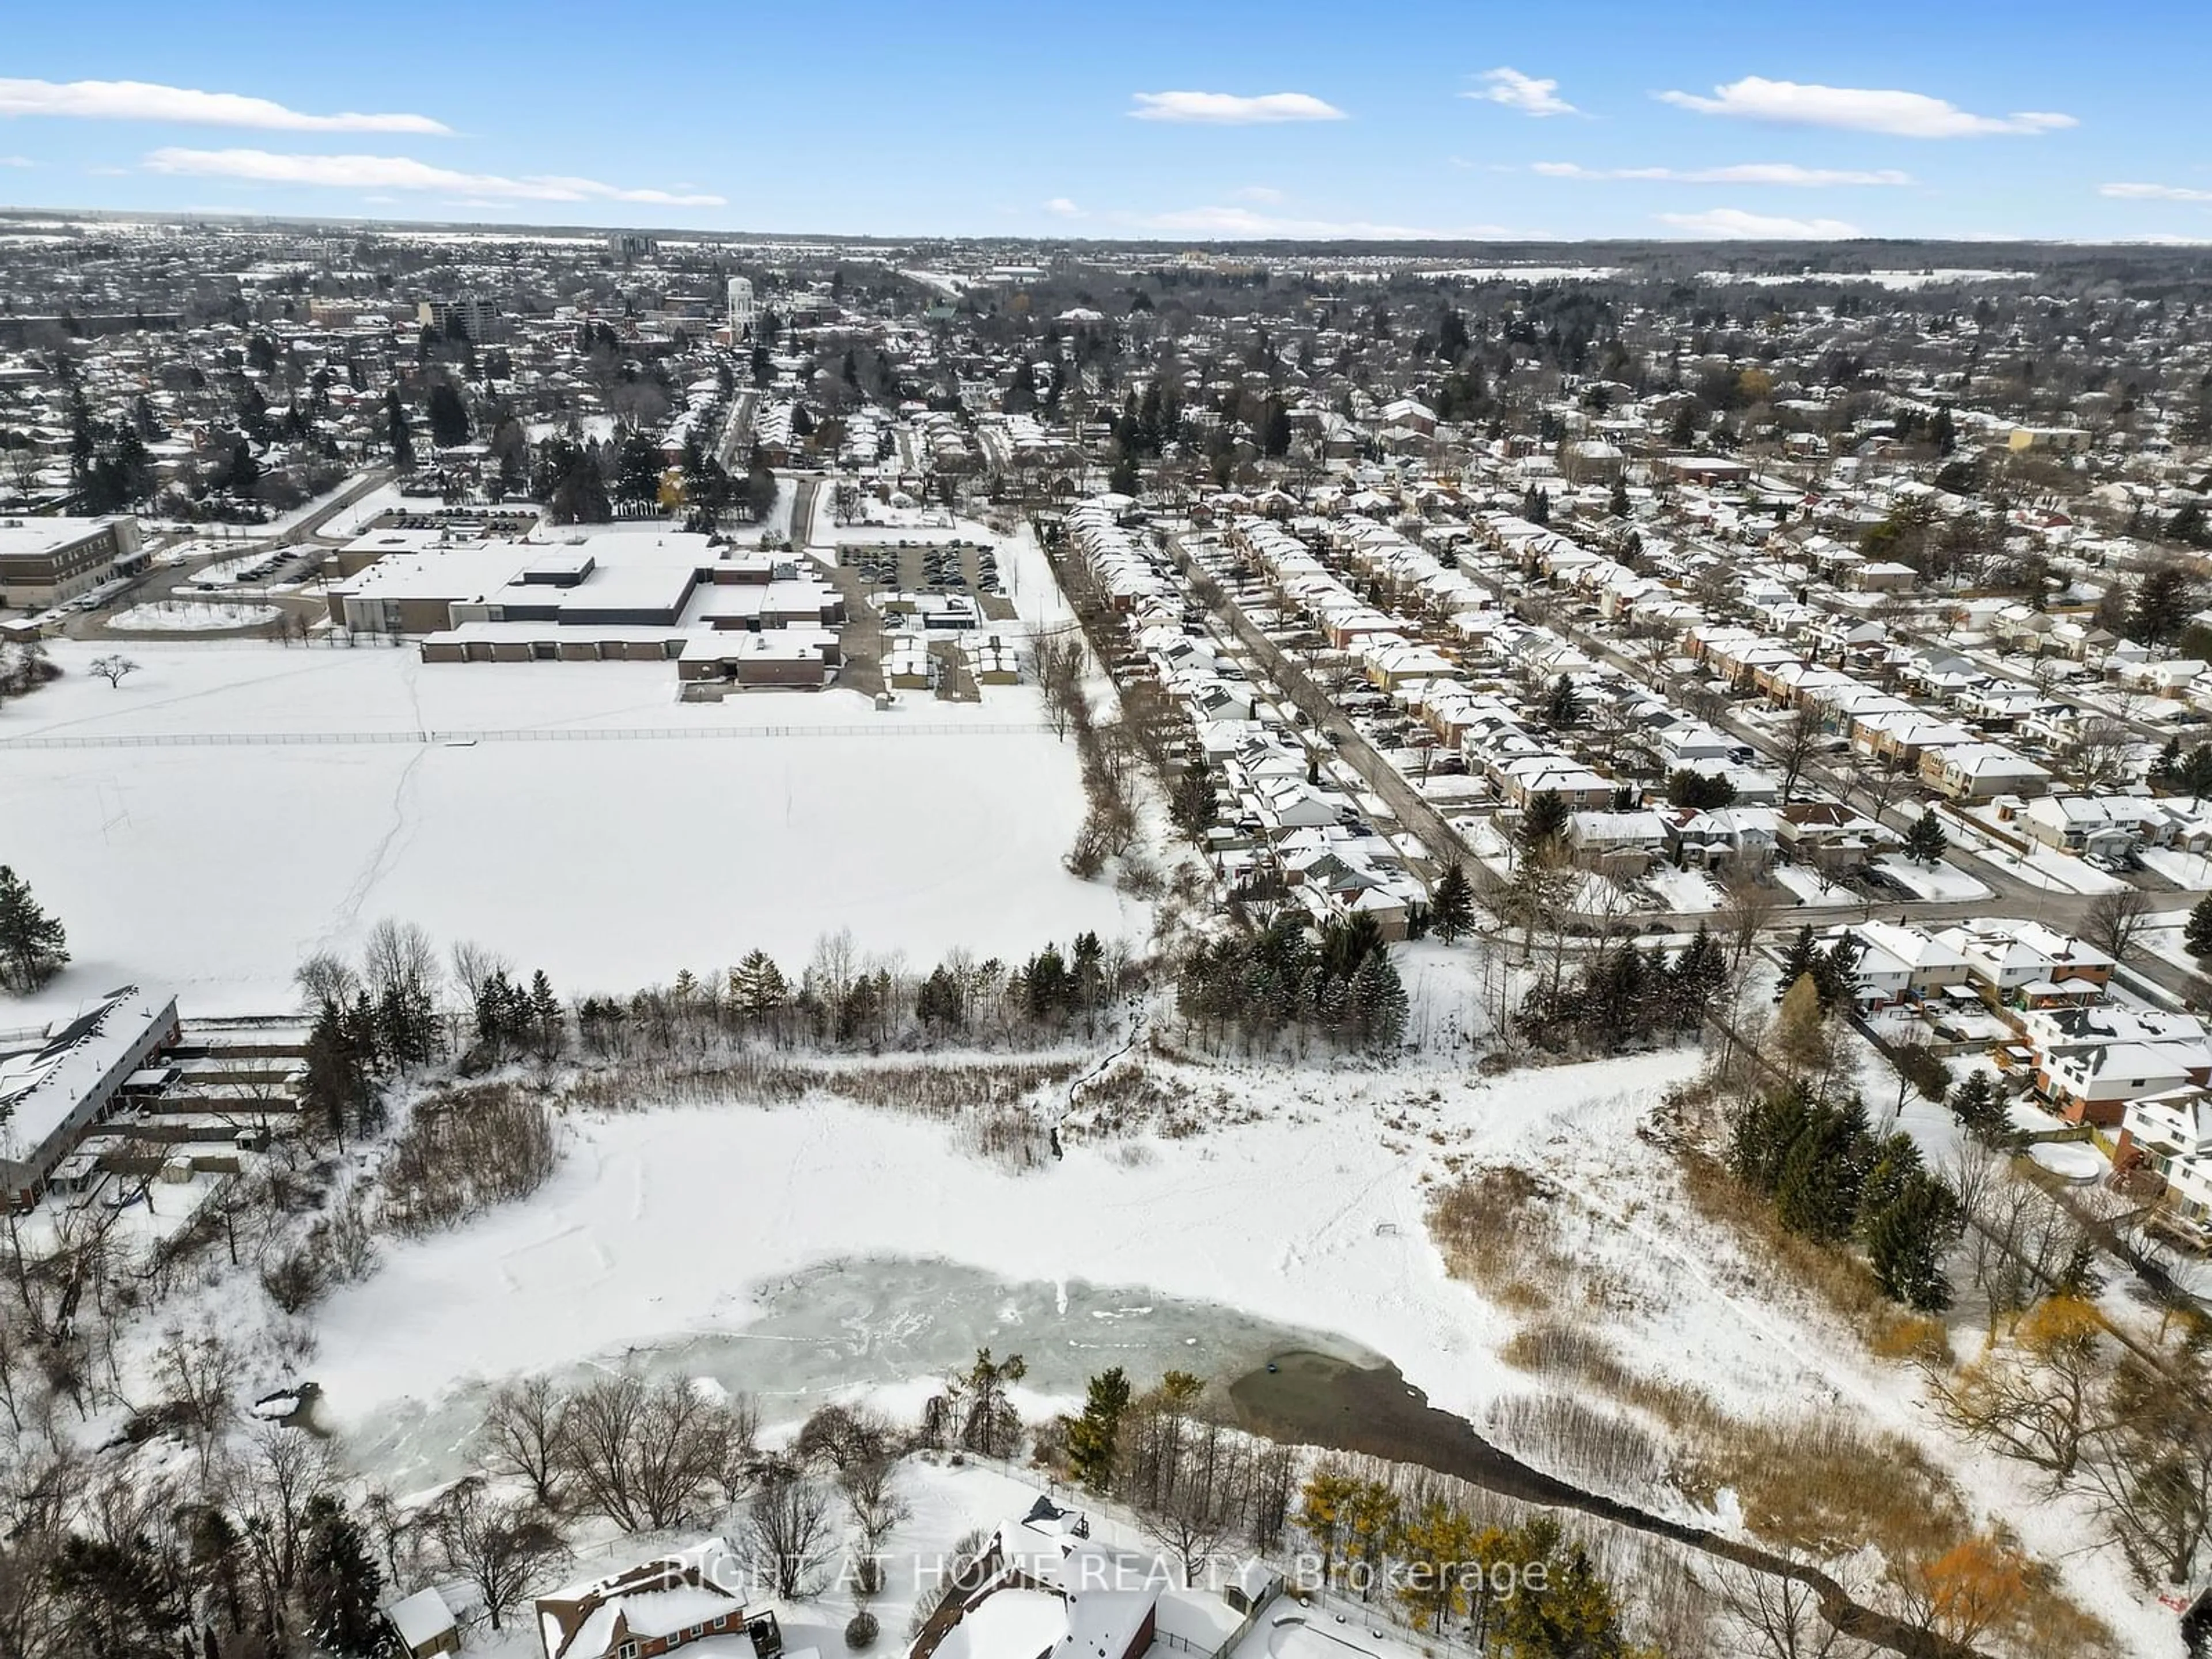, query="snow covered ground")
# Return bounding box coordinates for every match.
[1769,863,1855,907]
[1870,853,1991,902]
[2142,846,2212,890]
[1642,865,1722,913]
[0,641,1133,1017]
